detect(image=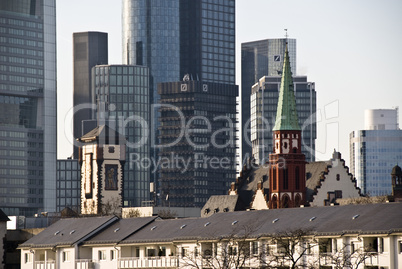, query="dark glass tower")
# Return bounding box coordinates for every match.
[158,81,238,207]
[241,38,296,163]
[0,0,57,216]
[123,0,236,205]
[180,0,236,84]
[73,32,108,158]
[92,65,150,207]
